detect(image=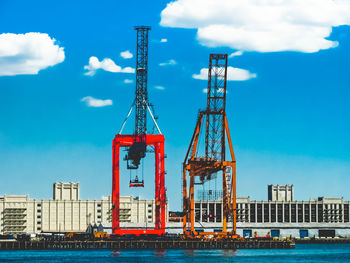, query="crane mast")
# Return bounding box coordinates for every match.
[125,26,151,171]
[135,26,150,137]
